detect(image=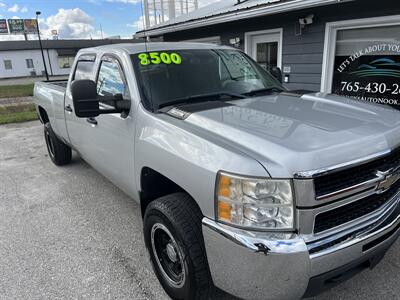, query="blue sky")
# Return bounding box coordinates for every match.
[0,0,216,40]
[0,0,147,40]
